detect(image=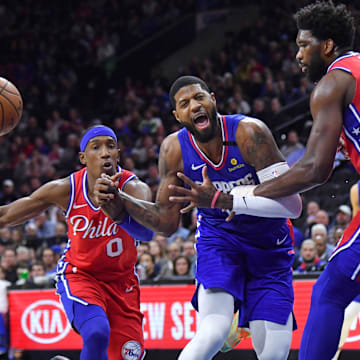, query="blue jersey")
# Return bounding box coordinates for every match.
[178,114,295,327]
[178,114,290,249]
